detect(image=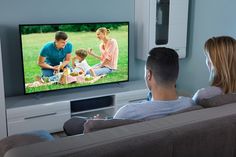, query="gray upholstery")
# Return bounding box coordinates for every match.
[63,117,87,136]
[63,105,202,135]
[0,130,54,157]
[83,119,140,133]
[4,102,236,157]
[196,93,236,108]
